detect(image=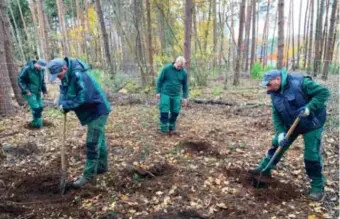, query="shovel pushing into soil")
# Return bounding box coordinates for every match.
[59,114,67,194]
[254,116,301,188]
